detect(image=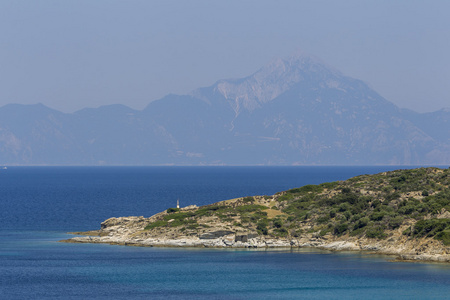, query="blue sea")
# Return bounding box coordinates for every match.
[1,166,449,299]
